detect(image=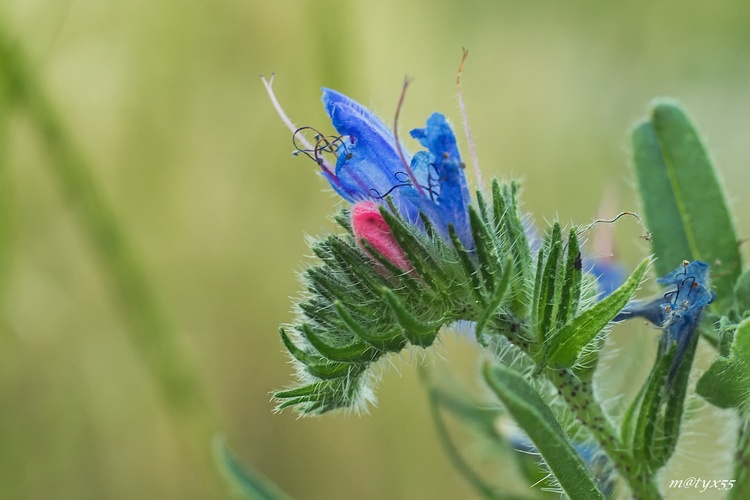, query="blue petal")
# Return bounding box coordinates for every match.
[322,89,412,202]
[617,260,715,378]
[409,113,472,247]
[589,258,627,297]
[318,91,473,248]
